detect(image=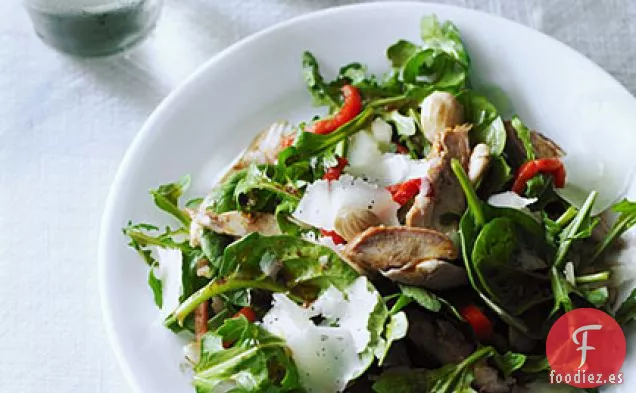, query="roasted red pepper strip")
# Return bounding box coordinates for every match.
[511,158,566,194]
[387,178,422,206]
[460,304,493,341]
[323,157,349,181]
[307,85,362,135]
[320,229,346,245]
[234,306,257,322]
